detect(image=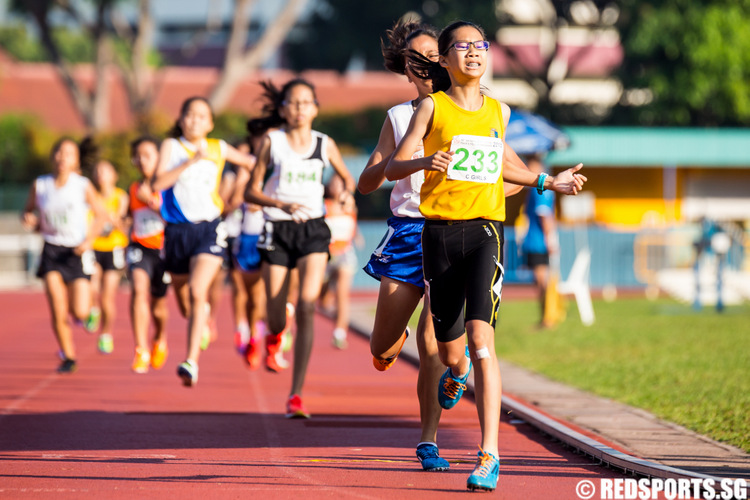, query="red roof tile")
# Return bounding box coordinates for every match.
[0,59,415,132]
